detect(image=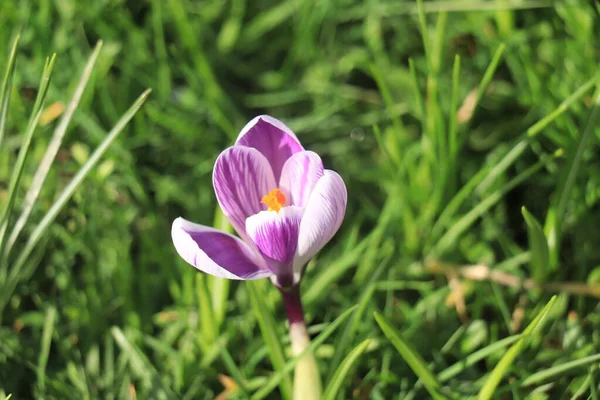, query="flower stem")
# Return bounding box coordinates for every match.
[280,285,322,400]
